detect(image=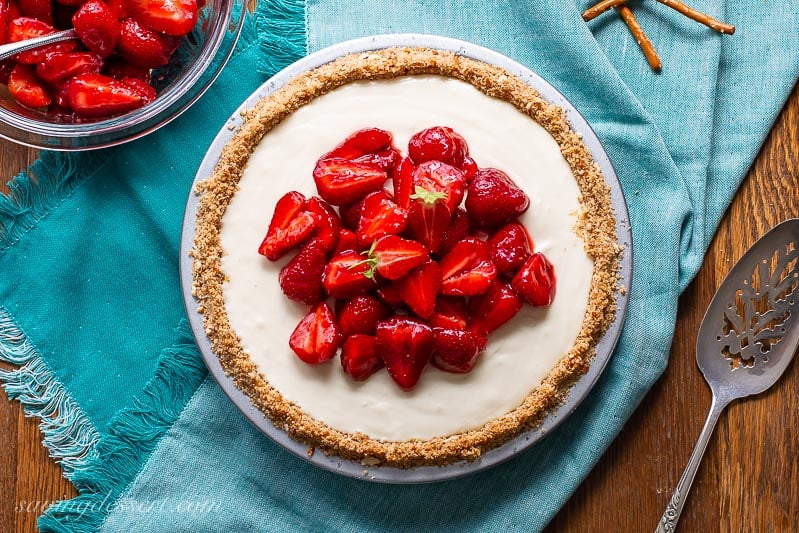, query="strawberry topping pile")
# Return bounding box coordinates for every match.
[0,0,198,117]
[259,126,557,391]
